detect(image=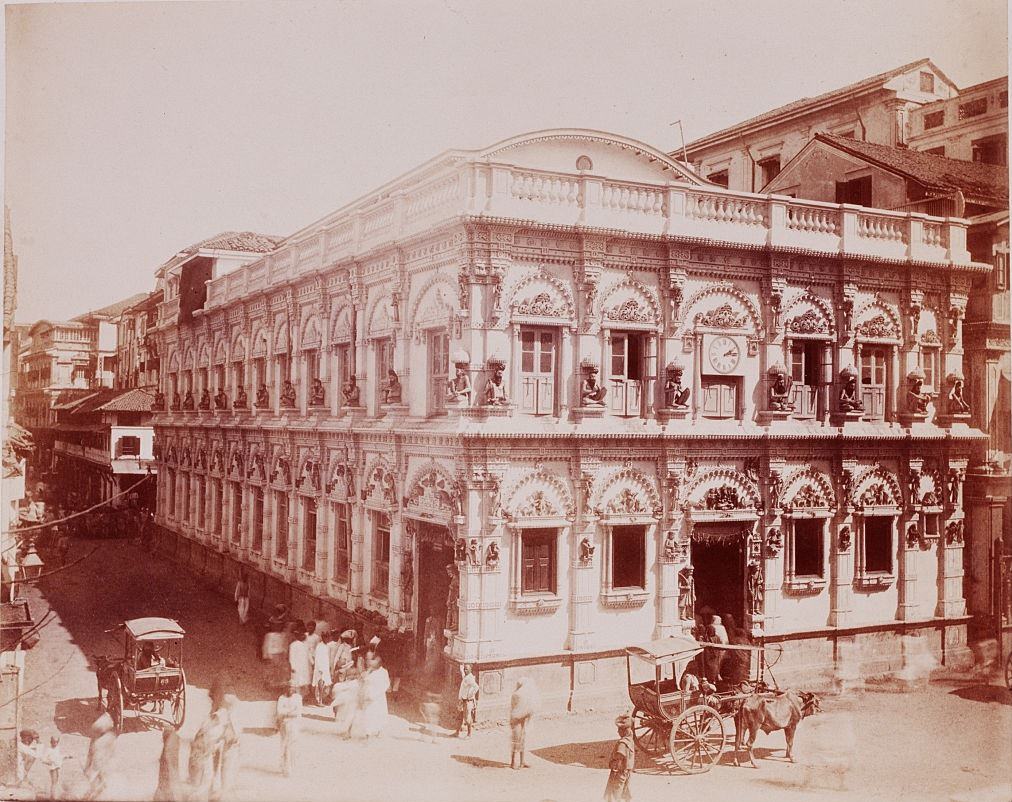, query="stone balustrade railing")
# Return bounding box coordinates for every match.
[199,161,976,310]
